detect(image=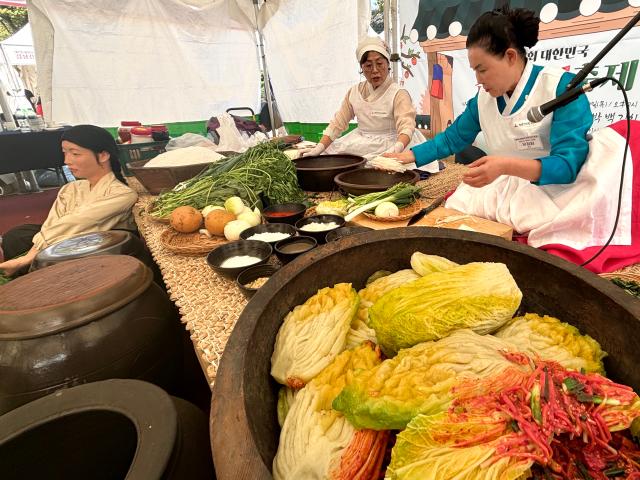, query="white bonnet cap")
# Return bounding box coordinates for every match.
[356,36,391,62]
